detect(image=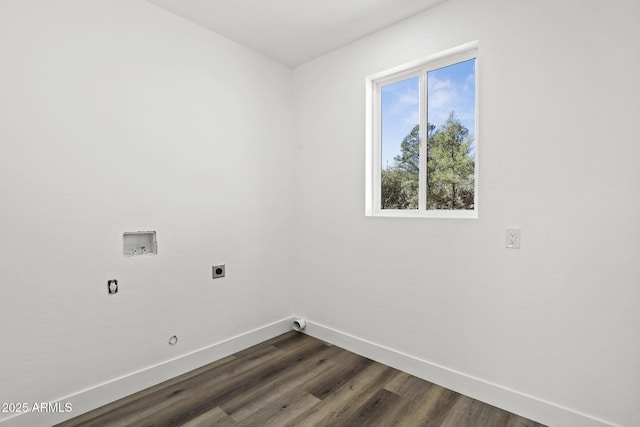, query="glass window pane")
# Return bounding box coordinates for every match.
[380,76,420,209]
[426,58,476,210]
